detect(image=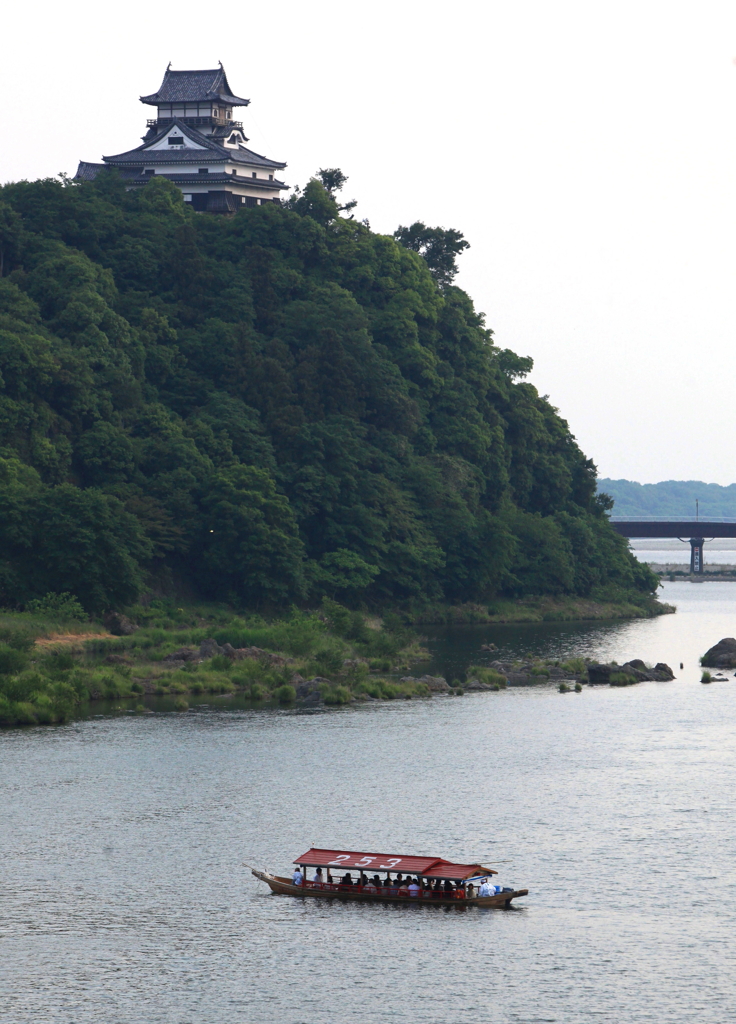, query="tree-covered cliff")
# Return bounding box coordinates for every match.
[0,172,657,612]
